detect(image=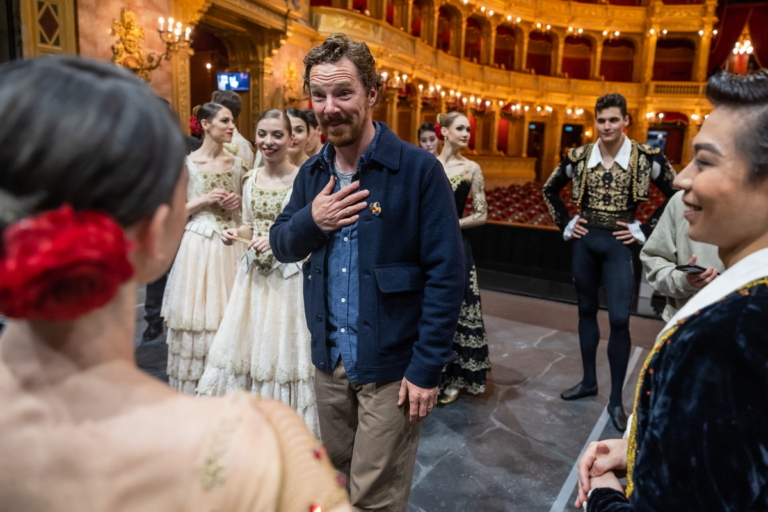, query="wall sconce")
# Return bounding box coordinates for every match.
[691,113,703,126]
[381,71,408,93]
[111,8,192,83]
[488,10,494,16]
[585,130,592,138]
[603,30,620,40]
[646,112,665,123]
